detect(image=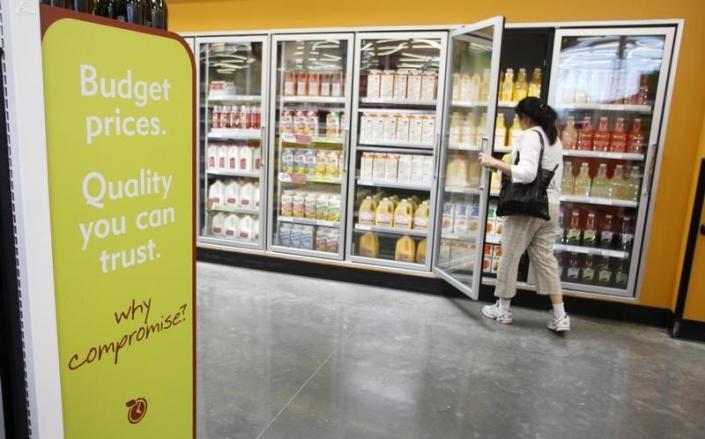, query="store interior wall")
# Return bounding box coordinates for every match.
[169,0,705,311]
